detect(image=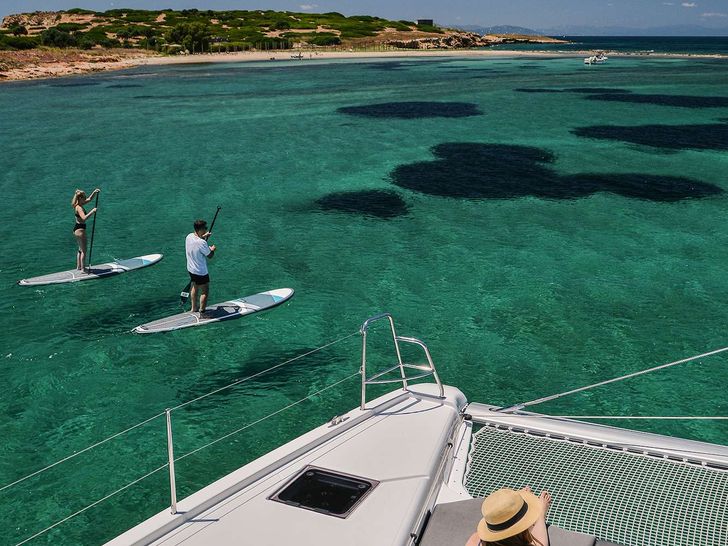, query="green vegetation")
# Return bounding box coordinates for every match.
[304,33,342,46]
[40,28,76,47]
[416,23,444,34]
[0,34,39,50]
[0,8,450,53]
[10,24,28,36]
[52,22,89,32]
[65,8,95,15]
[167,22,210,52]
